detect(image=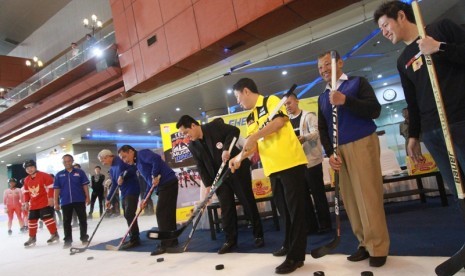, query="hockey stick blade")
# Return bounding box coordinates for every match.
[310,236,341,258]
[105,244,120,251]
[69,247,87,254]
[435,243,465,276]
